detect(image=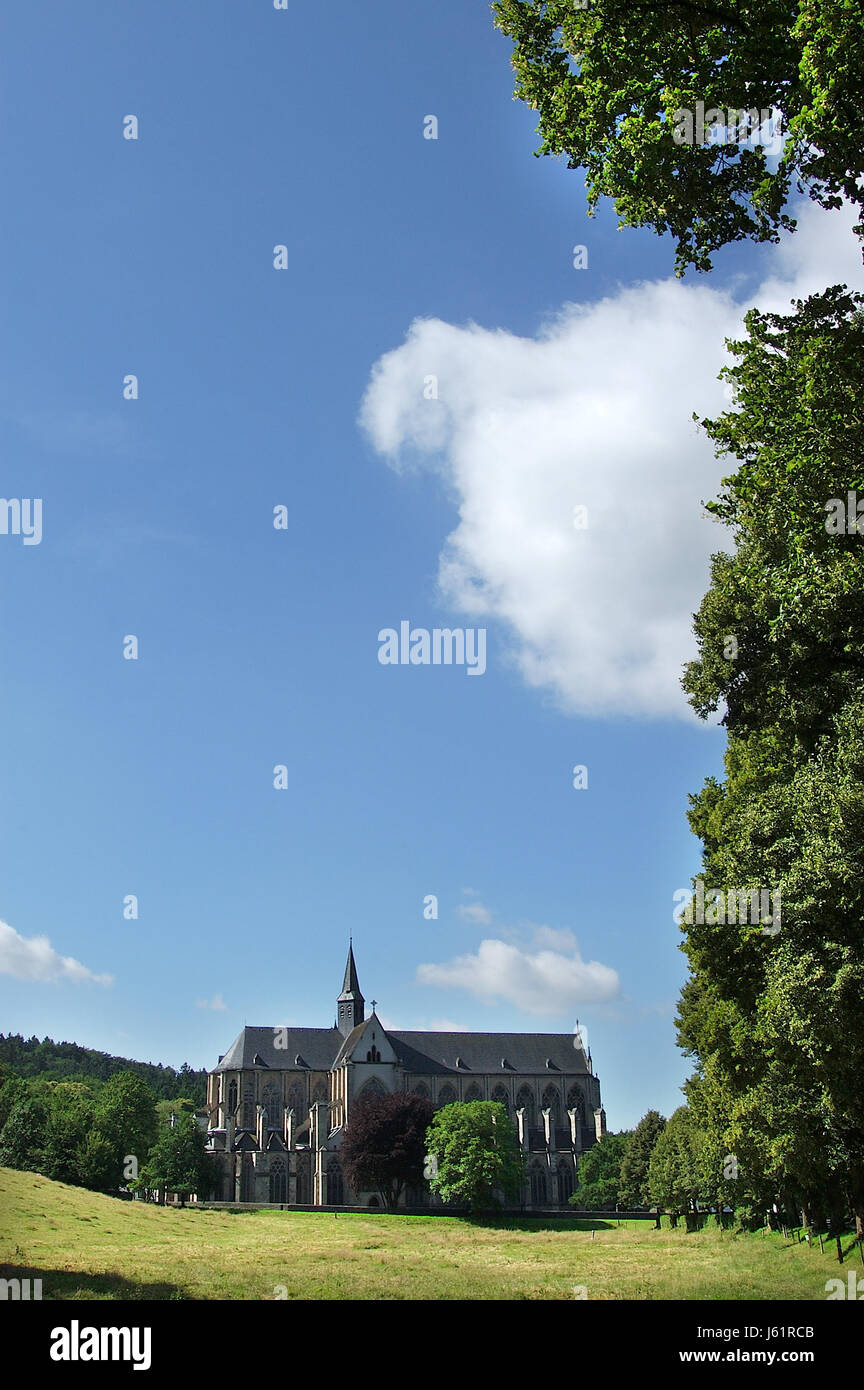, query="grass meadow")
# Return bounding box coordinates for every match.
[0,1167,855,1301]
